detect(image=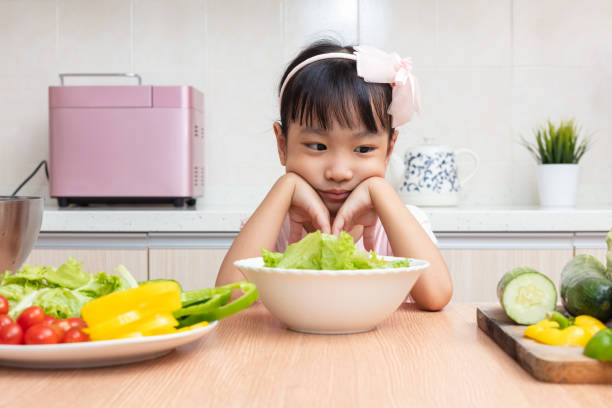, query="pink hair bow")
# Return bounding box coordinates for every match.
[355,45,421,127]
